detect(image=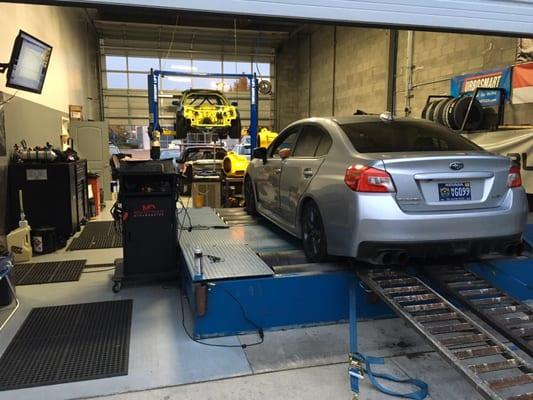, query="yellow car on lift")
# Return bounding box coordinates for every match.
[174,89,241,140]
[223,128,278,178]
